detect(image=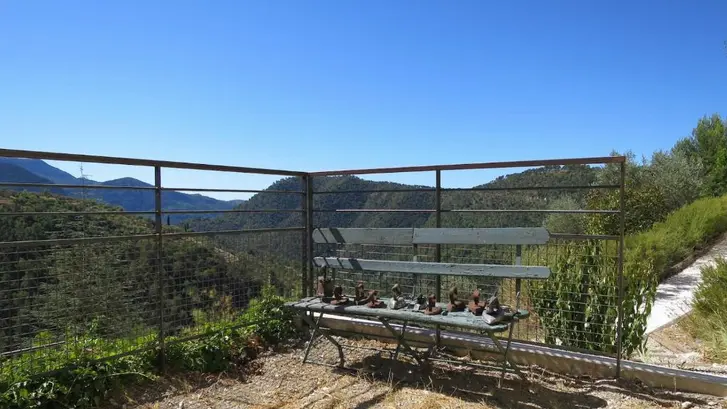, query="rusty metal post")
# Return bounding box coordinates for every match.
[154,166,165,371]
[305,175,314,297]
[615,161,626,378]
[435,169,442,300]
